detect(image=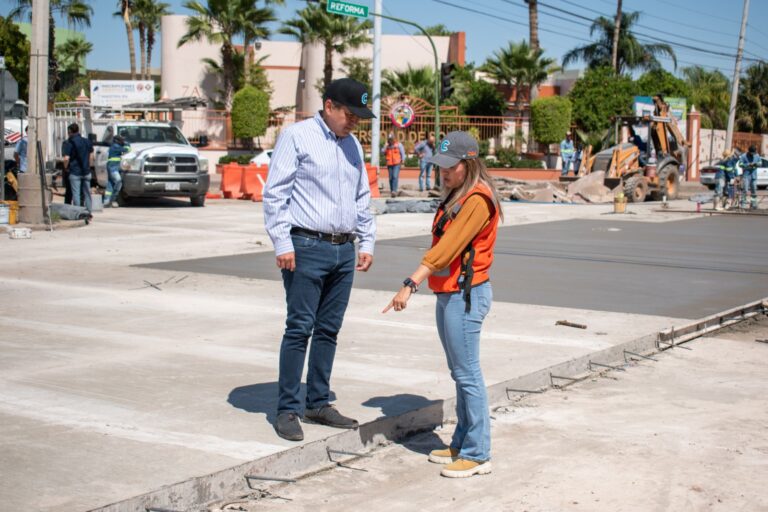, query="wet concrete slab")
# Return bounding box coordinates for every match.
[141,215,768,319]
